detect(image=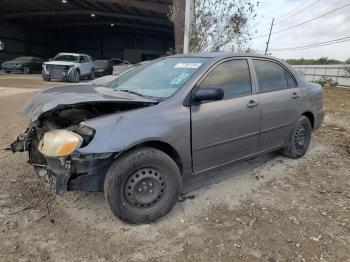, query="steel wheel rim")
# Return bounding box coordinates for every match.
[125,168,165,208]
[294,125,308,154]
[23,67,29,74]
